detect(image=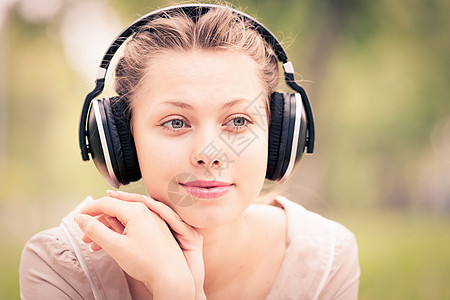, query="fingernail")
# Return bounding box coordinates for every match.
[143,196,154,202]
[74,214,88,229]
[107,189,117,194]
